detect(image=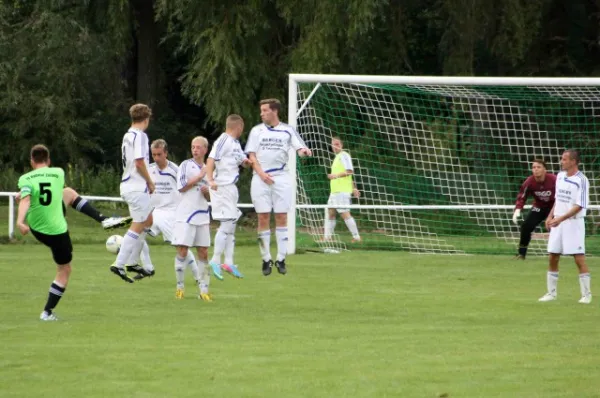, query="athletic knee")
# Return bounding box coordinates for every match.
[176,246,189,258]
[274,213,287,227]
[257,213,270,230]
[197,247,208,261]
[219,220,236,235]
